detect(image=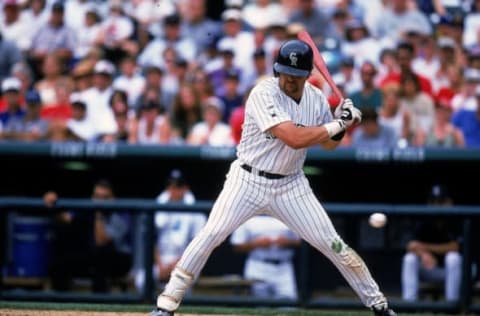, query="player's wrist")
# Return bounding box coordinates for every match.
[324,120,345,138]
